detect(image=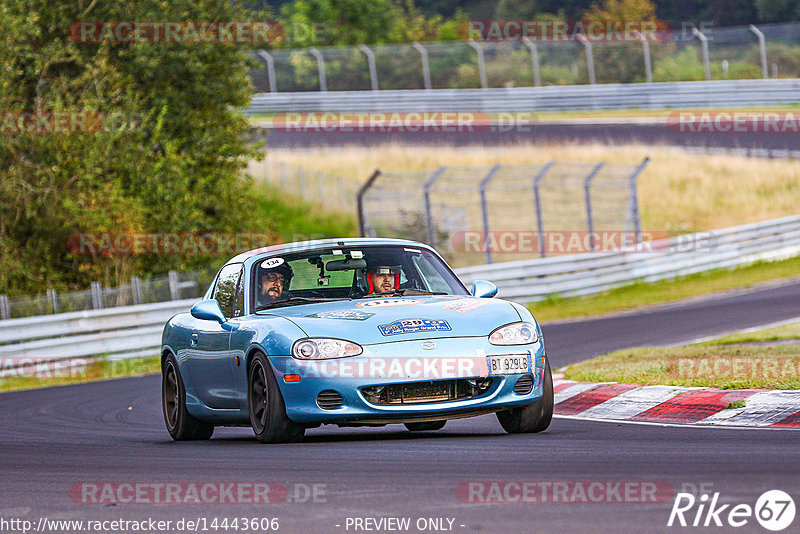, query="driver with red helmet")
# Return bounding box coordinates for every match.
[366,265,400,294]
